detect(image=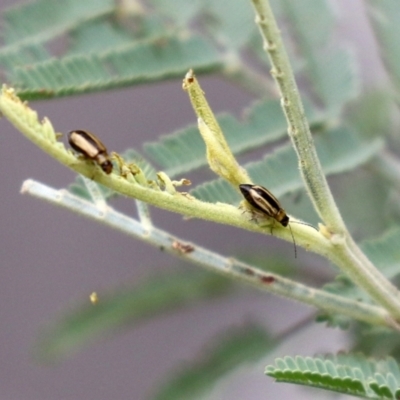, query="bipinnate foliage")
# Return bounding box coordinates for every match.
[266,353,400,399]
[2,0,400,399]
